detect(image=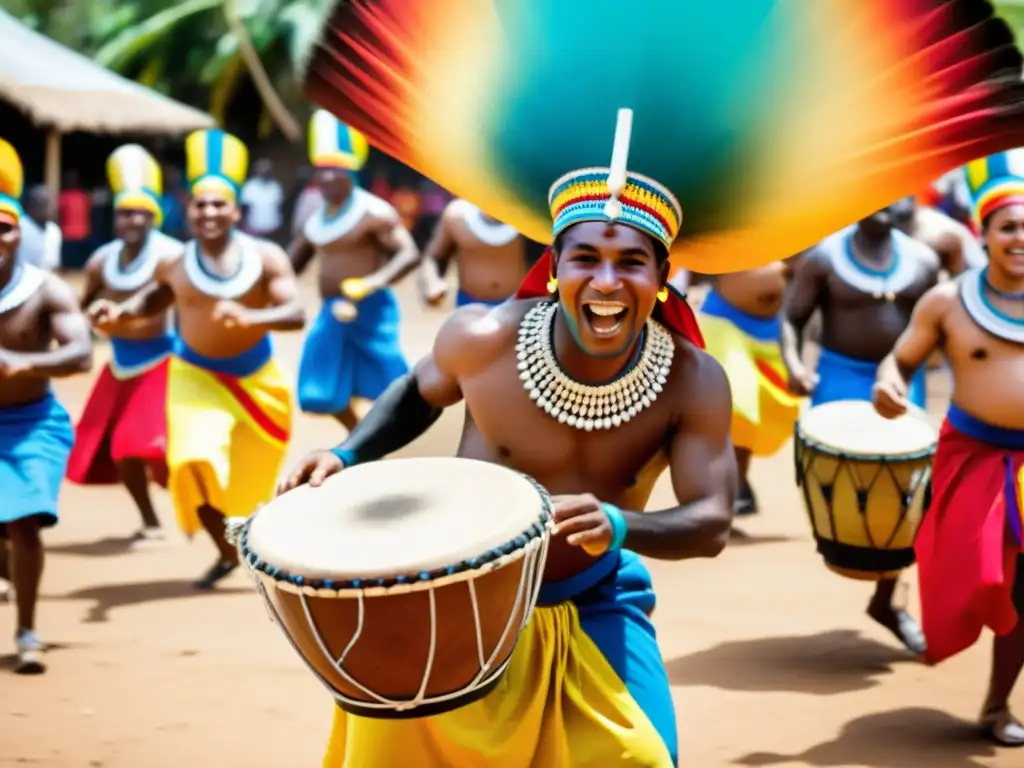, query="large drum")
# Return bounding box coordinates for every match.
[231,457,553,718]
[794,400,937,581]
